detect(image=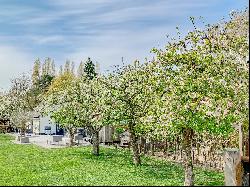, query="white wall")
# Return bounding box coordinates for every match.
[33,118,40,134]
[38,116,57,134]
